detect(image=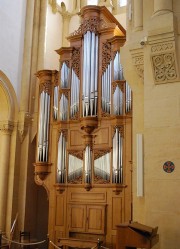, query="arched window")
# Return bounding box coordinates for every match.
[119,0,127,7]
[87,0,98,5]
